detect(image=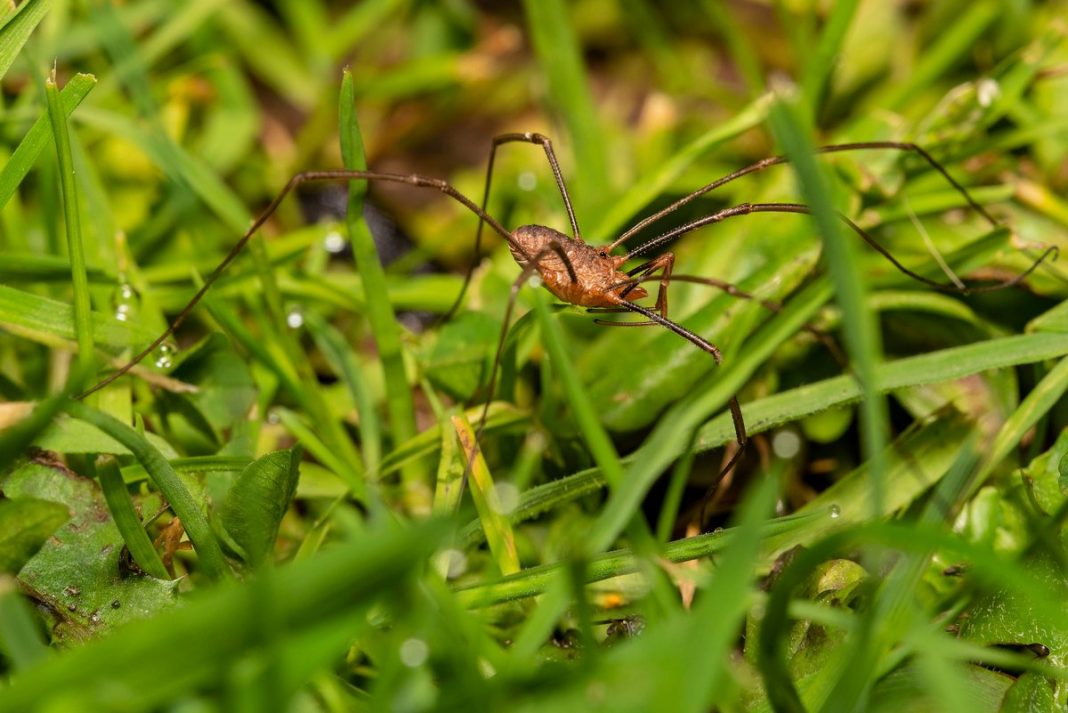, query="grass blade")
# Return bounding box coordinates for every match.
[64,401,230,580]
[769,91,888,517]
[338,69,419,499]
[522,0,610,225]
[46,74,94,381]
[453,413,519,576]
[0,0,49,81]
[96,456,170,580]
[0,73,95,213]
[304,311,382,472]
[800,0,859,113]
